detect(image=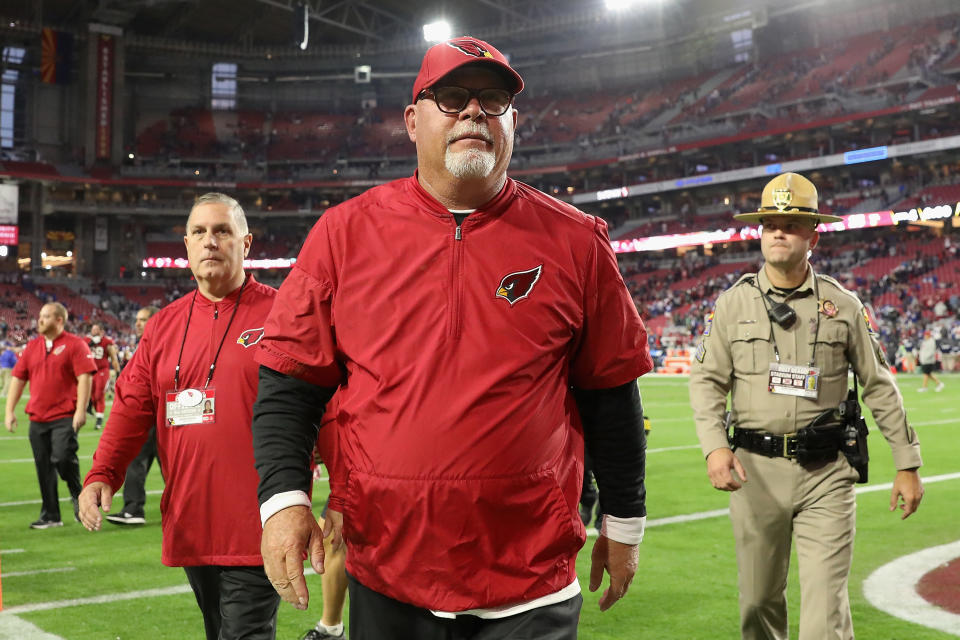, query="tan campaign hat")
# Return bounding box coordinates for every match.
[734,172,843,224]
